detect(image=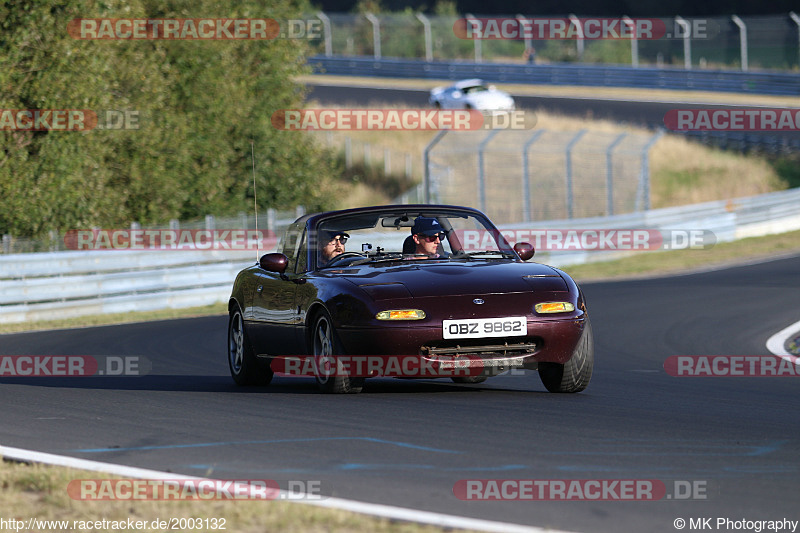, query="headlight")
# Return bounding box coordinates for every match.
[376,309,426,320]
[535,302,575,314]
